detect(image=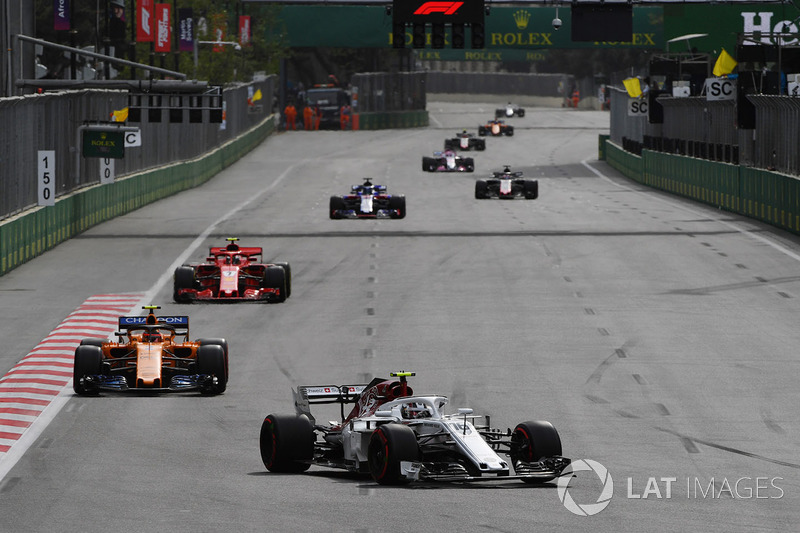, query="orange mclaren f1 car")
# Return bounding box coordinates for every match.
[73,306,229,395]
[173,238,291,303]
